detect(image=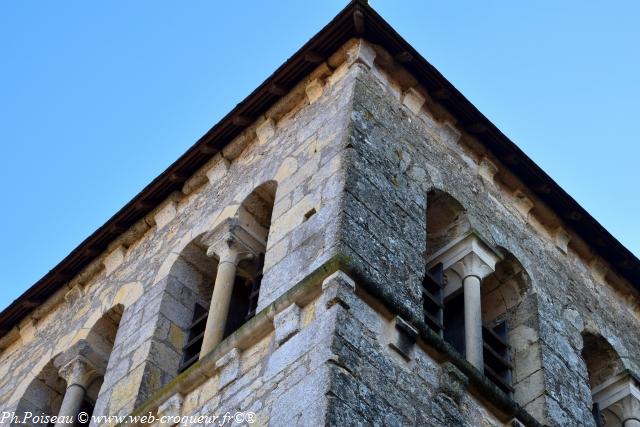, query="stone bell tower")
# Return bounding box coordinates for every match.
[1,1,639,426]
